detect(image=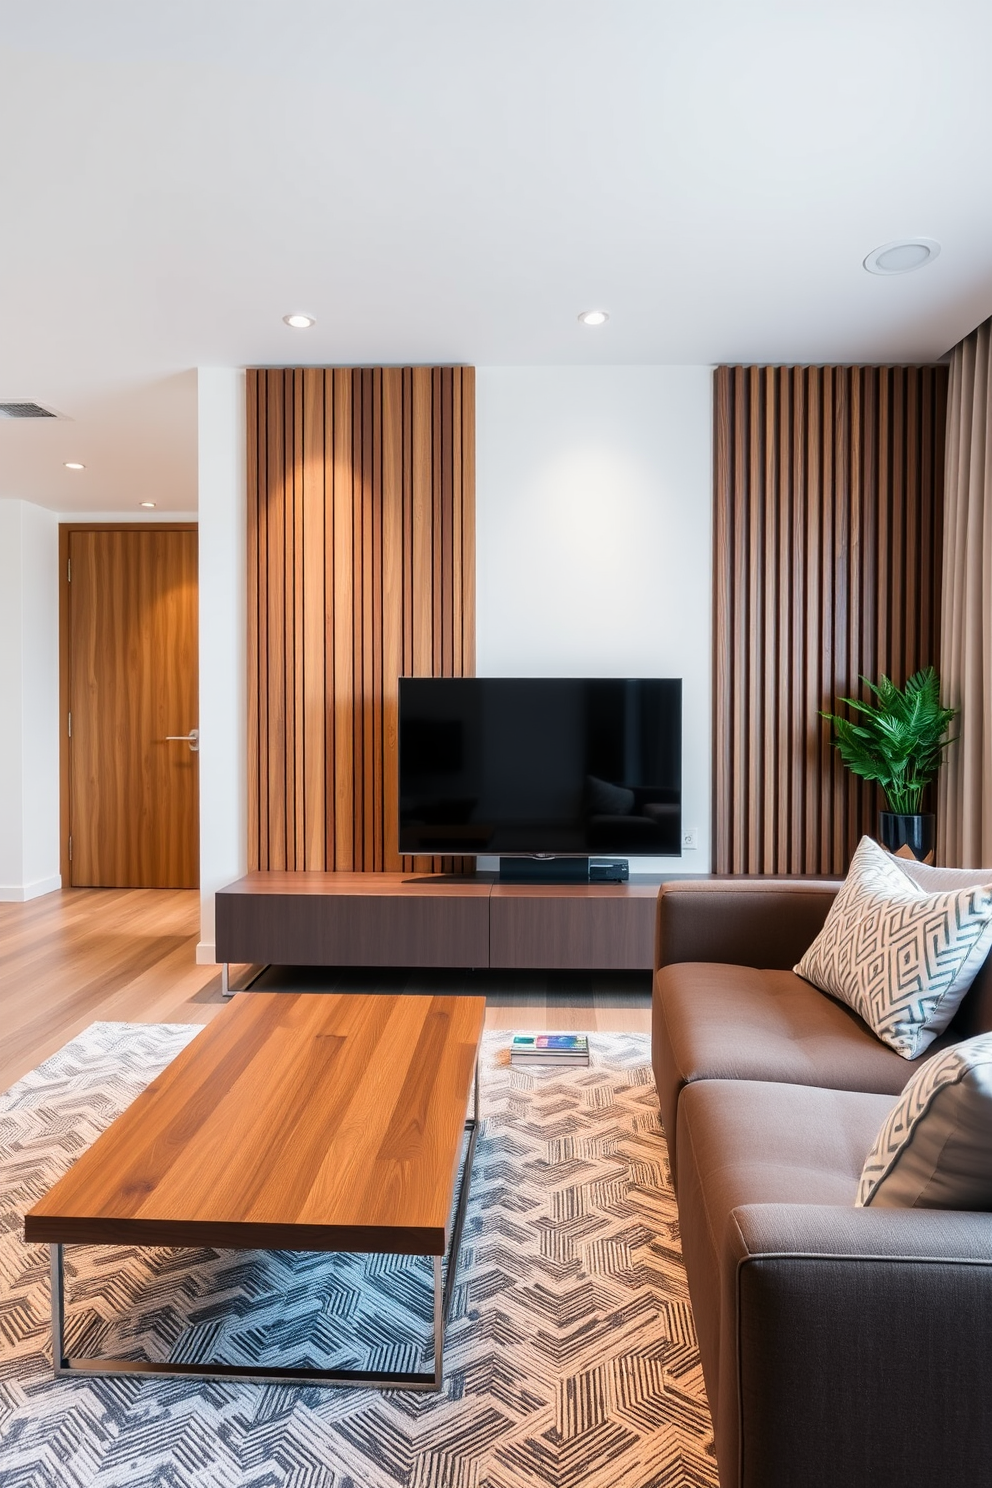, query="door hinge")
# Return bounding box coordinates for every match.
[68,836,72,862]
[67,557,71,583]
[67,711,72,738]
